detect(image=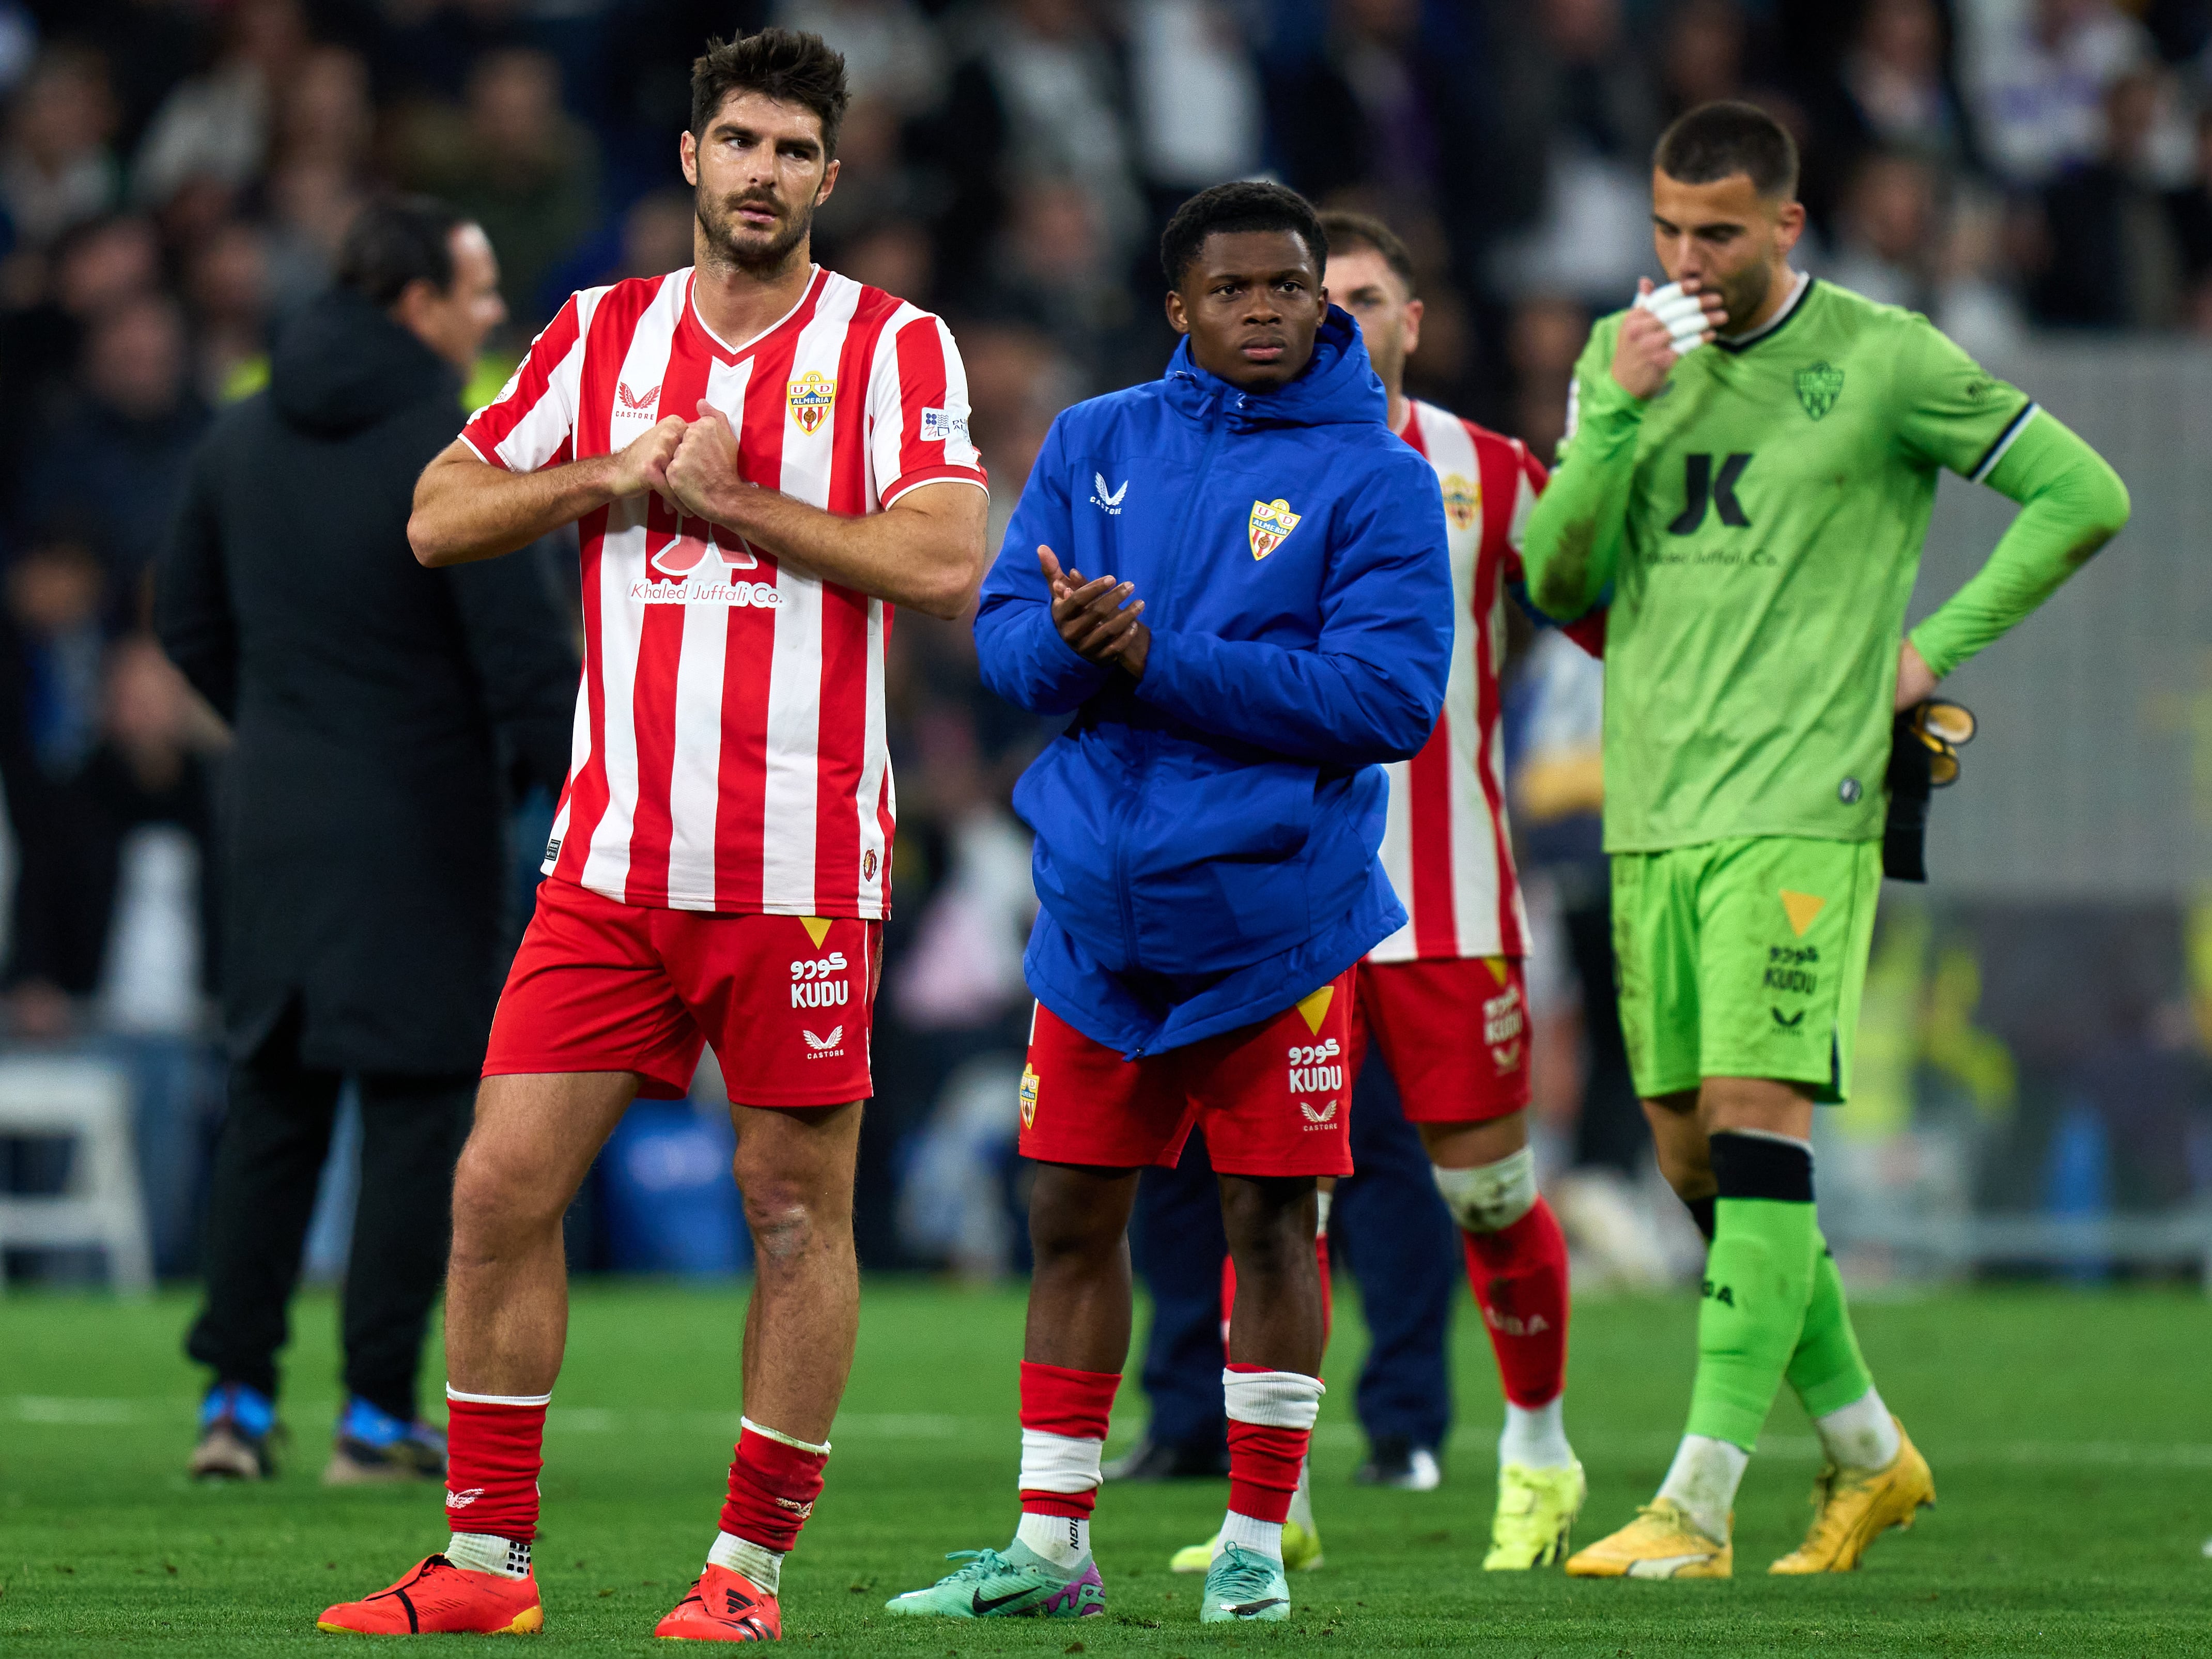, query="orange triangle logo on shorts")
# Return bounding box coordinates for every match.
[800,916,833,949]
[1482,955,1510,988]
[1779,890,1827,938]
[1295,984,1335,1035]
